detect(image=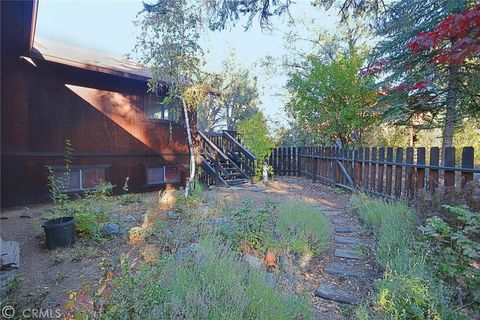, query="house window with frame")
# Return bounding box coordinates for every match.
[146,165,179,185]
[51,166,107,192]
[144,95,179,122]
